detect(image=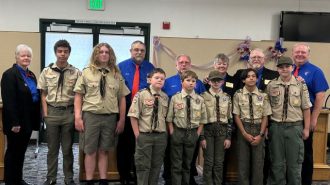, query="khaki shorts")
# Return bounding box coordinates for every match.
[80,111,117,154]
